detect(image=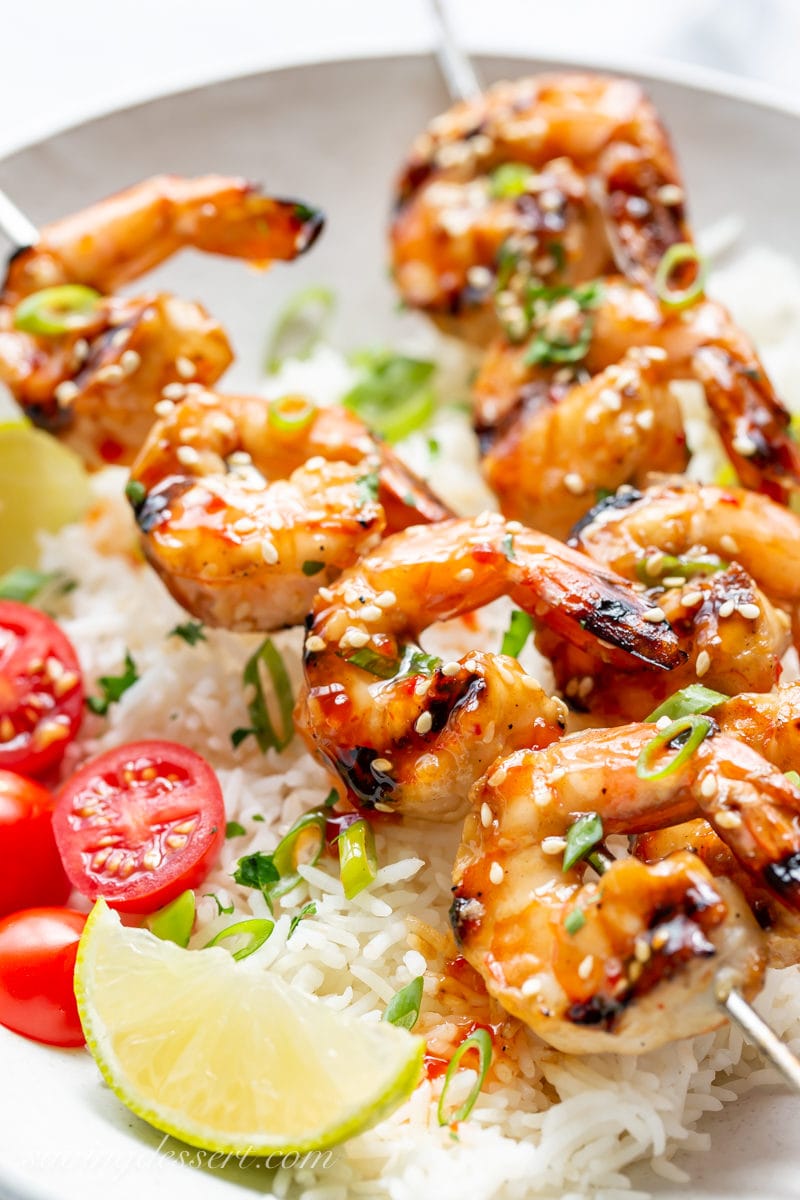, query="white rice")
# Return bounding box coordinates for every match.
[34,236,800,1199]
